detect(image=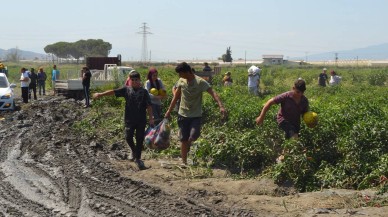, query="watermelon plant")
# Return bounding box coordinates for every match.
[73,63,387,193]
